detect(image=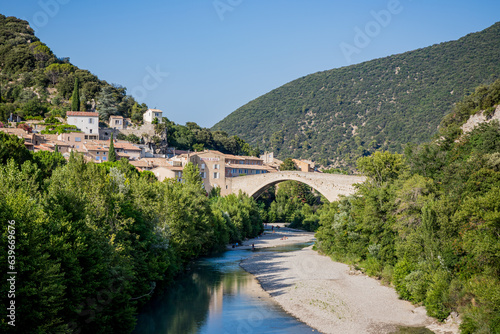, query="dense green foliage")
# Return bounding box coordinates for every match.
[0,15,147,122]
[157,120,260,157]
[0,135,263,333]
[213,22,500,167]
[257,179,321,232]
[315,80,500,331]
[280,157,297,171]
